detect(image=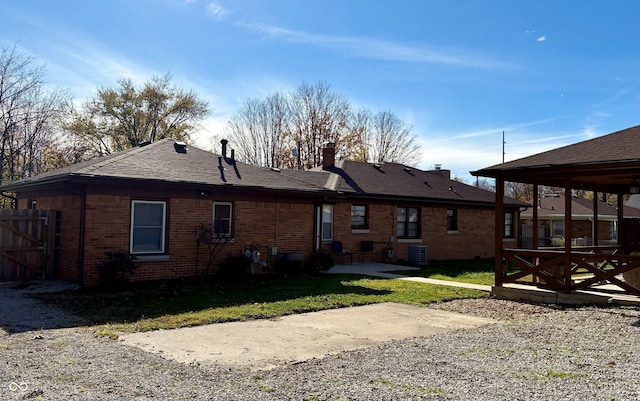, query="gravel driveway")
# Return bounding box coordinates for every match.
[1,281,640,400]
